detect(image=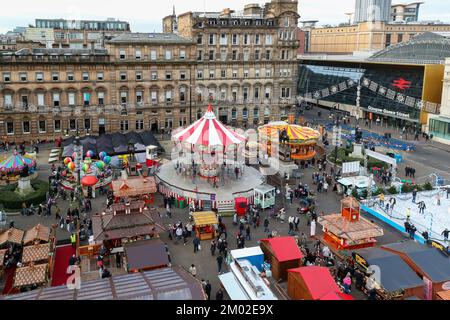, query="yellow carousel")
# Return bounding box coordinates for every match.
[258,121,321,161]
